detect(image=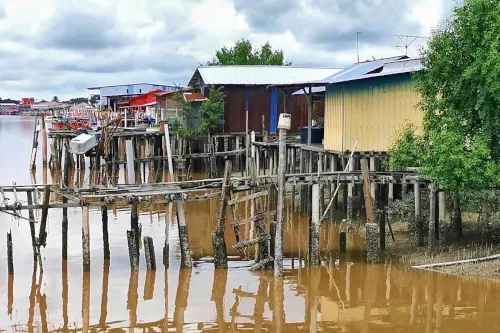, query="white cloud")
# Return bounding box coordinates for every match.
[0,0,453,101]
